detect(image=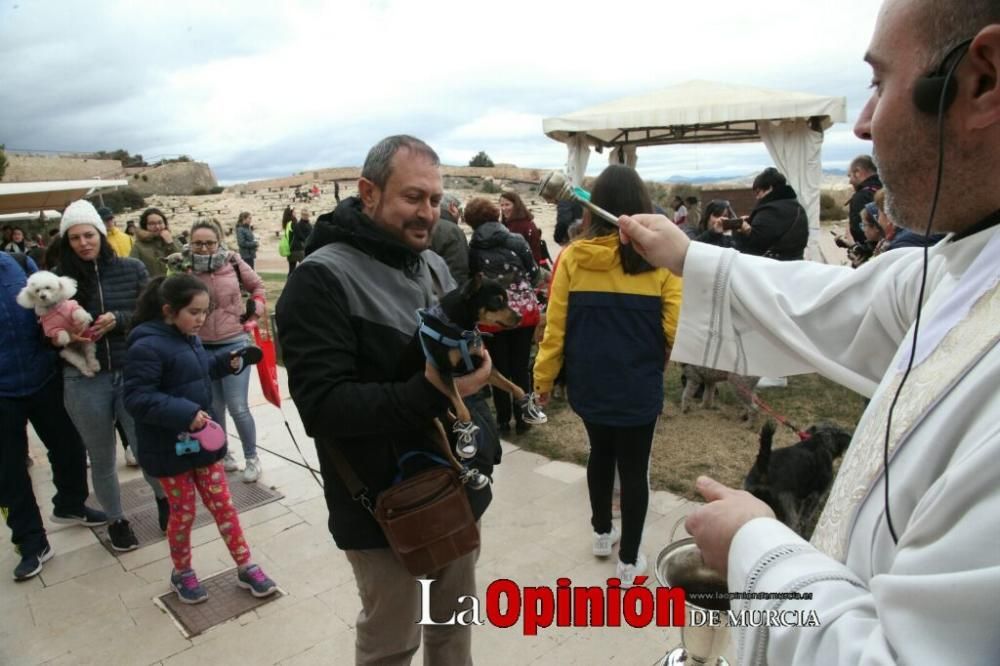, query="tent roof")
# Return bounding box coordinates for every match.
[543,80,847,148]
[0,179,129,215]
